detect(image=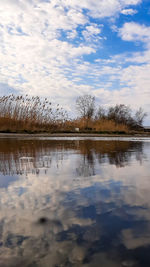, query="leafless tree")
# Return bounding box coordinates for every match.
[76,94,95,128]
[135,107,147,127]
[107,104,132,125]
[96,106,106,120]
[107,104,147,128]
[76,94,95,118]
